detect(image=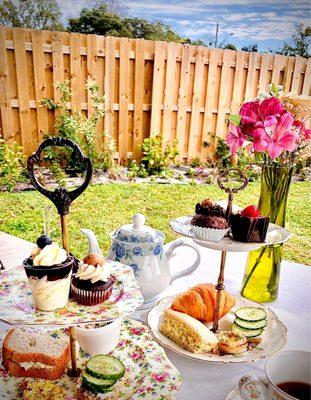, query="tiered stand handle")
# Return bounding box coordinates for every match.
[27,137,93,377]
[212,169,248,332]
